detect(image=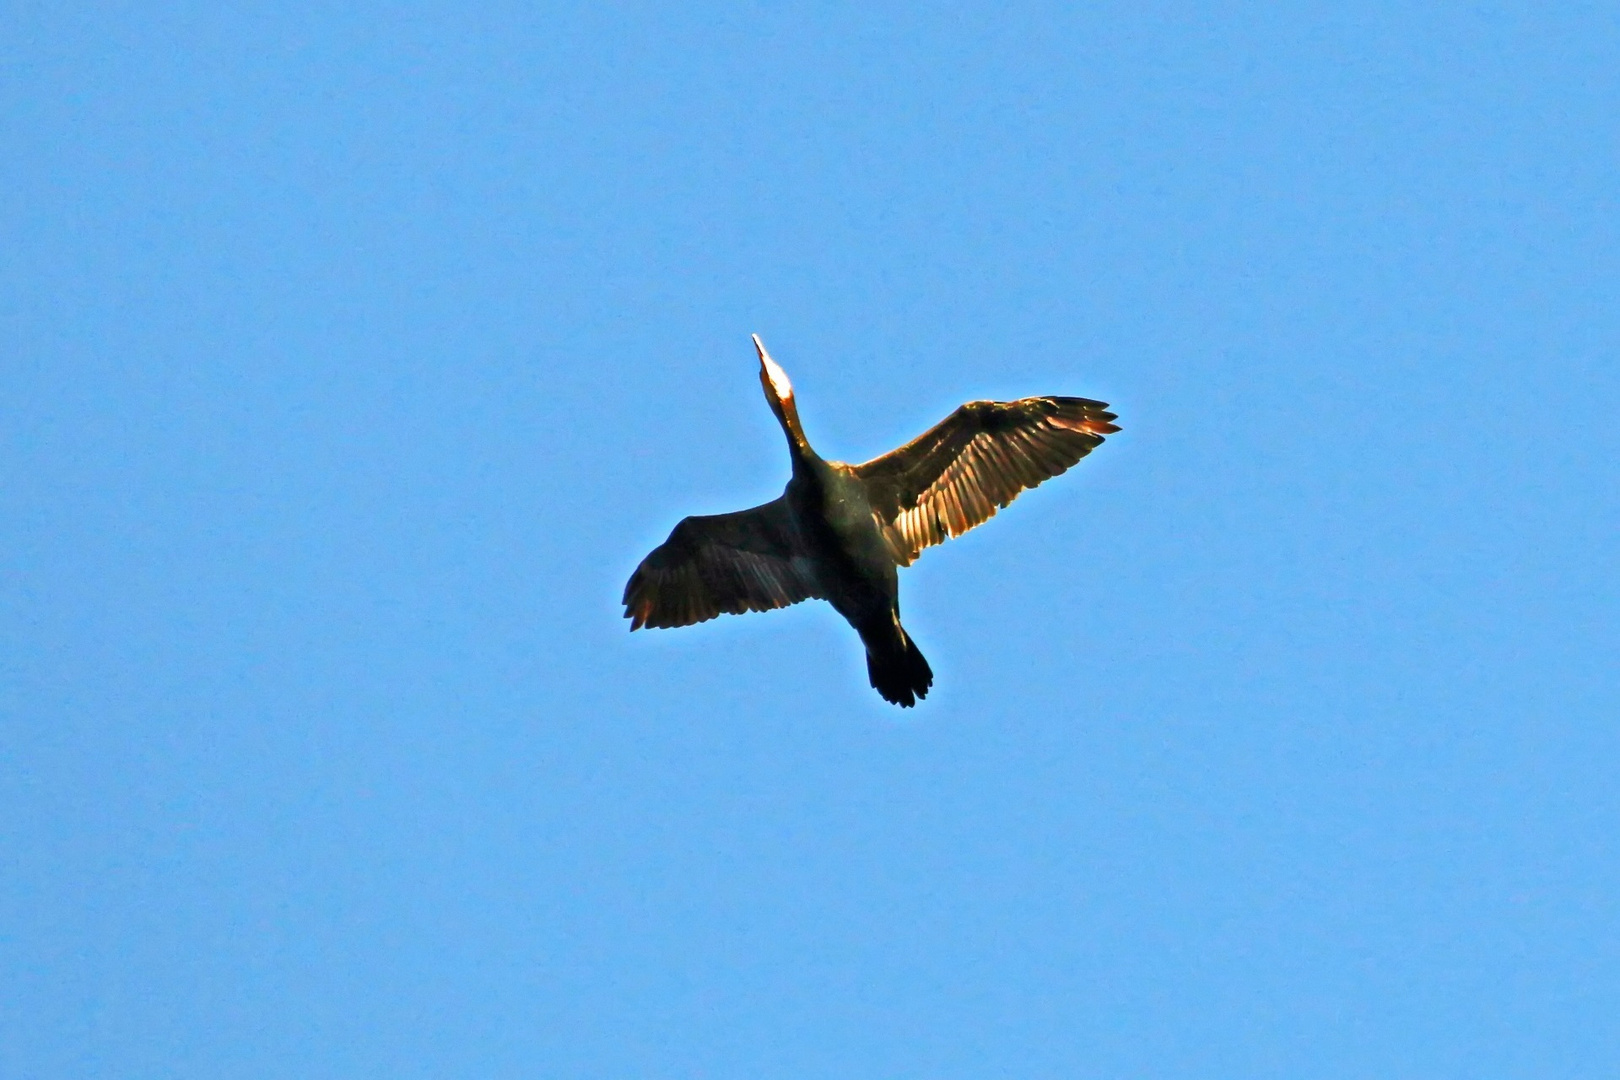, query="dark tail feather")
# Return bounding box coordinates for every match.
[866,627,934,708]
